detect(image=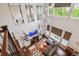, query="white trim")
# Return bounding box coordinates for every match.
[48,15,68,20]
[67,3,75,19]
[70,17,79,20]
[33,4,38,21]
[52,3,55,16]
